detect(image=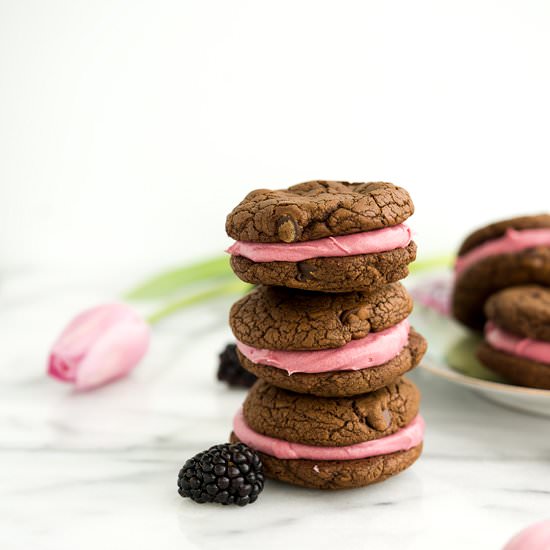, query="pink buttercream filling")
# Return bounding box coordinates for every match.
[504,519,550,550]
[485,322,550,365]
[455,228,550,277]
[233,409,425,460]
[236,319,410,374]
[226,223,412,263]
